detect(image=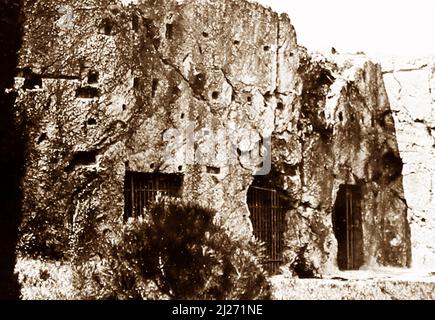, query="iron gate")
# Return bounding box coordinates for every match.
[247,185,286,274]
[333,185,363,270]
[124,171,183,219]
